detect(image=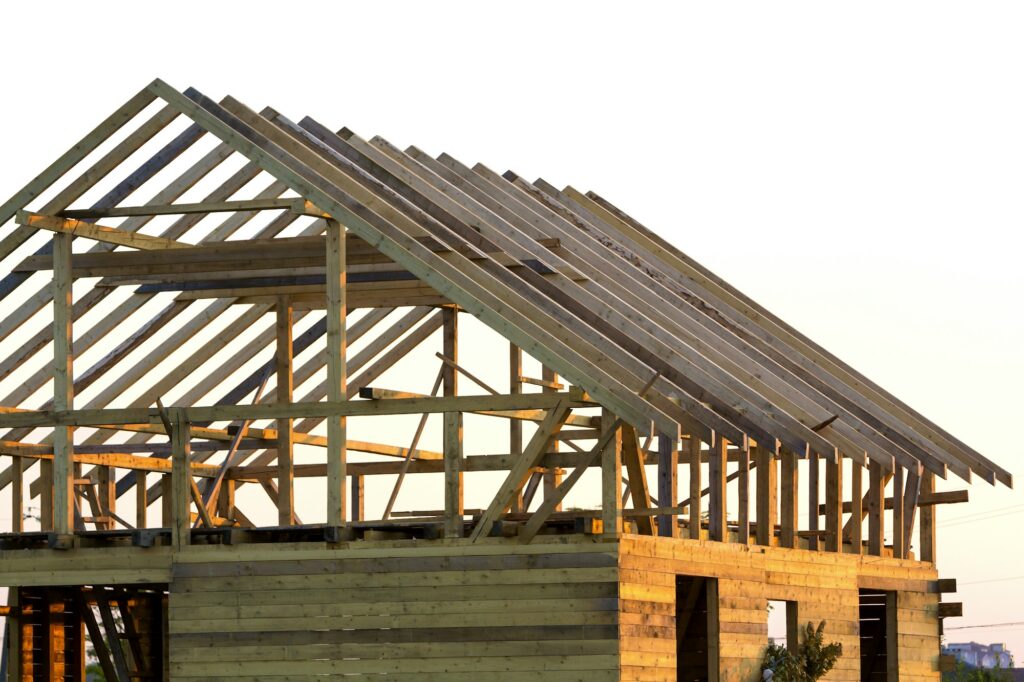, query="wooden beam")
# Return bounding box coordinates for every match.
[601,408,623,538]
[60,197,310,219]
[326,219,347,527]
[170,408,191,550]
[275,297,294,526]
[657,432,678,538]
[892,466,905,558]
[708,437,727,542]
[442,307,463,538]
[807,451,820,550]
[825,454,843,552]
[737,441,751,544]
[868,460,884,556]
[622,424,654,535]
[755,442,776,546]
[508,343,524,513]
[921,470,936,564]
[903,464,922,559]
[16,212,188,251]
[779,448,798,548]
[469,400,573,541]
[52,231,74,535]
[688,435,702,539]
[850,461,863,554]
